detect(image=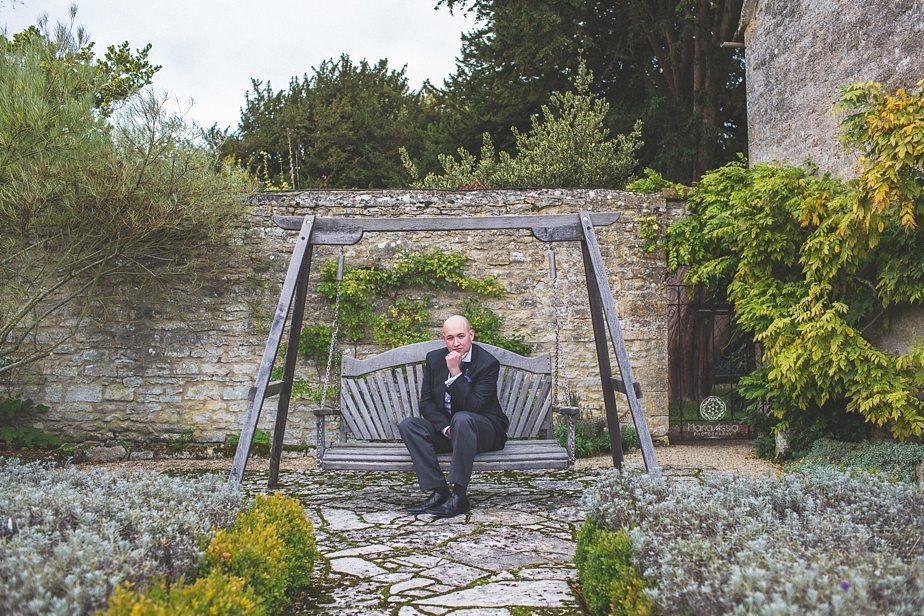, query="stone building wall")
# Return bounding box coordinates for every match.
[742,0,924,179]
[15,190,675,449]
[741,0,924,353]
